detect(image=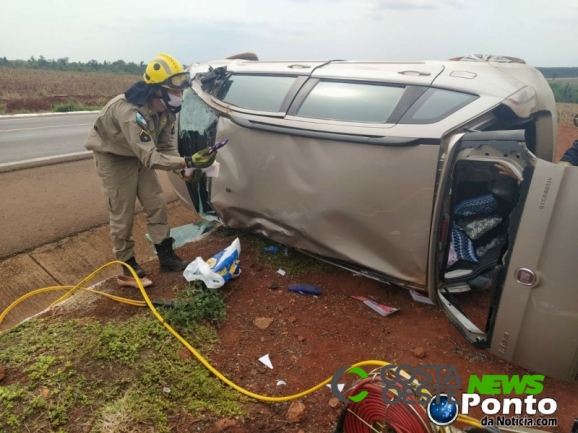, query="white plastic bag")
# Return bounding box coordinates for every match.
[183,238,241,289]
